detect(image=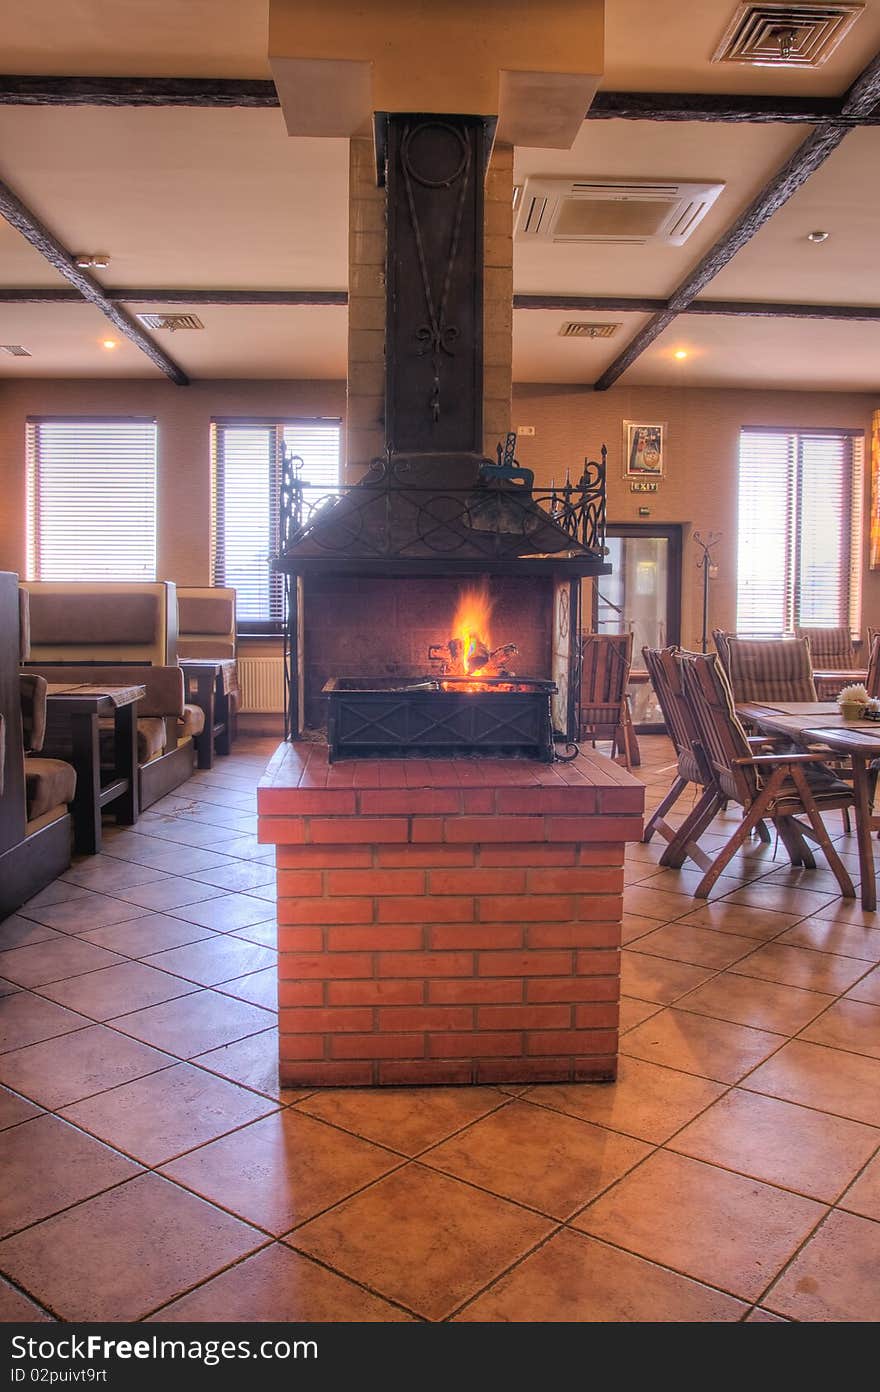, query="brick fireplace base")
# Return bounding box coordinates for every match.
[258,745,644,1087]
